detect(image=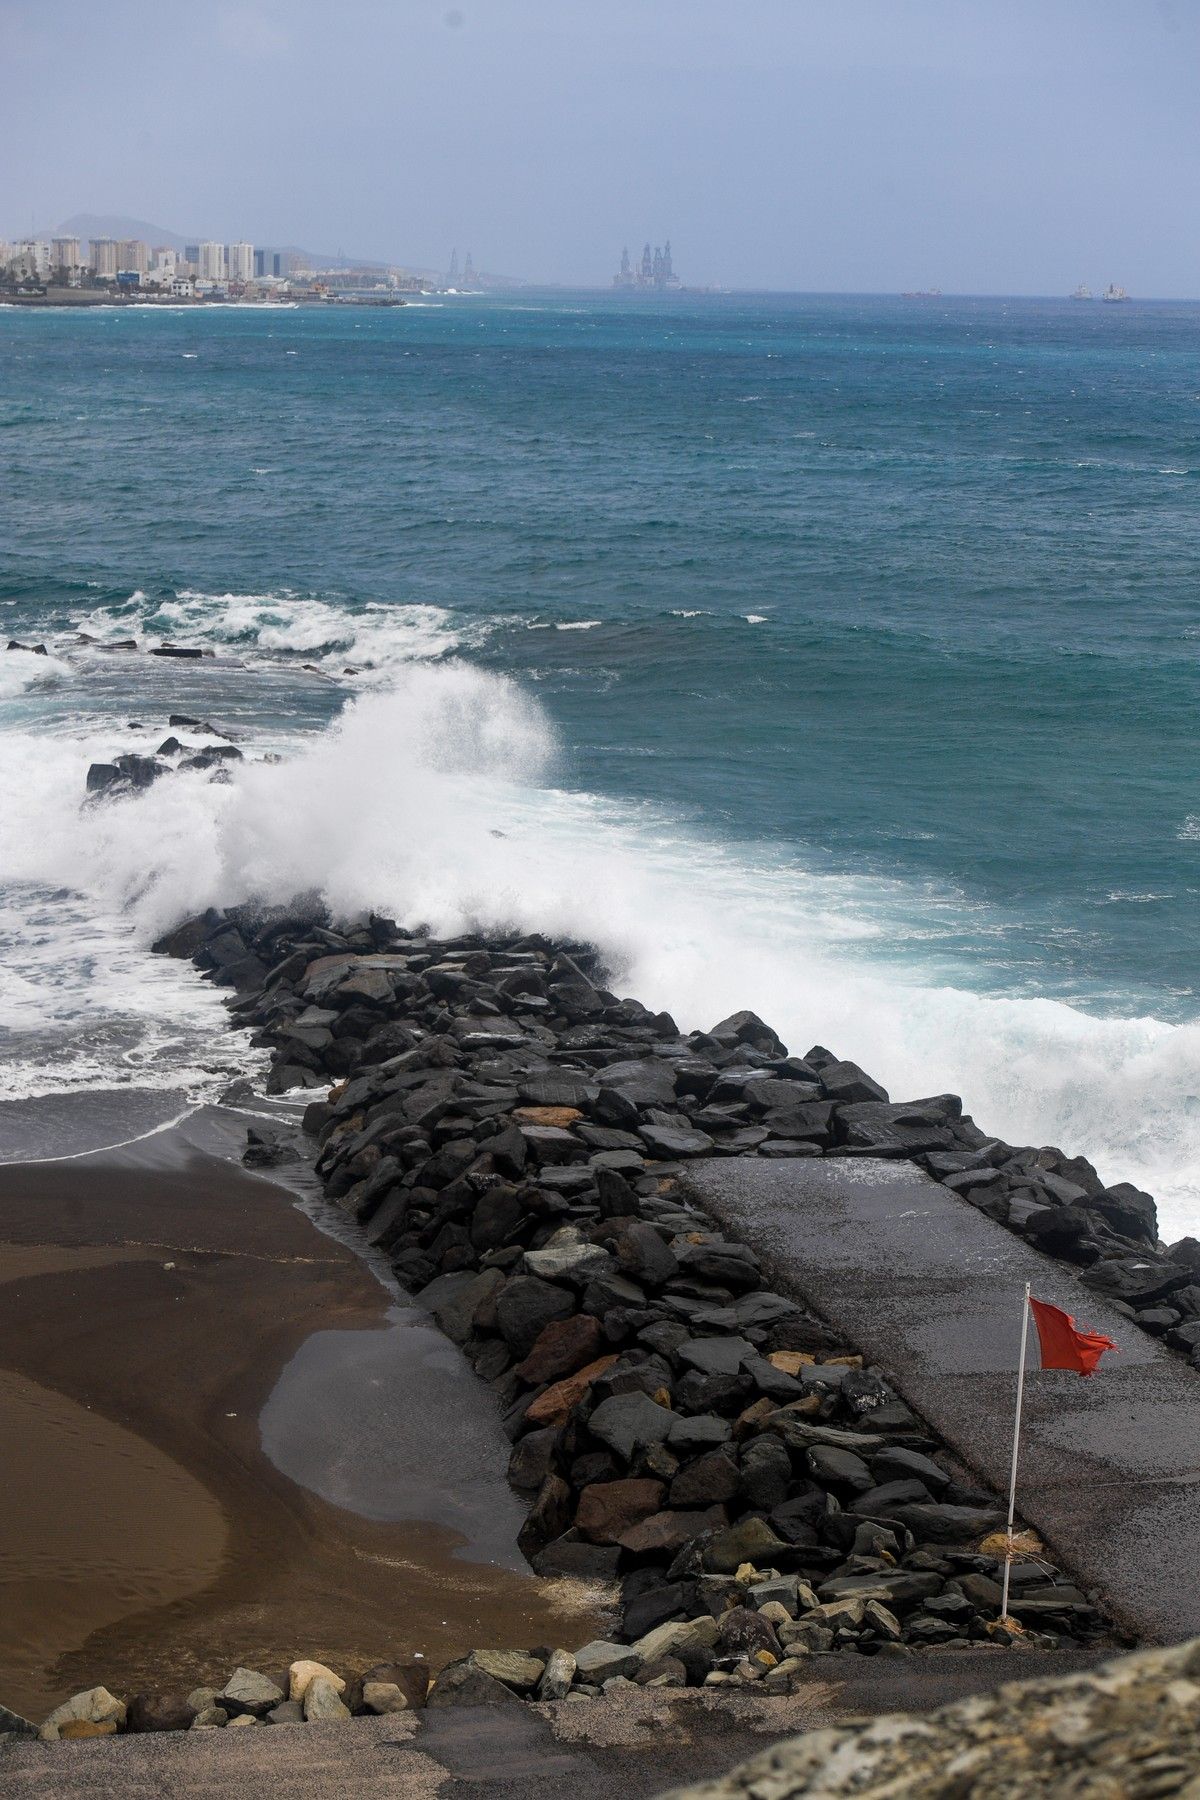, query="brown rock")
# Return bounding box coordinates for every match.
[345,1662,429,1713]
[576,1477,666,1544]
[516,1314,605,1384]
[58,1720,118,1740]
[513,1105,583,1128]
[126,1693,196,1733]
[669,1451,740,1508]
[524,1353,619,1426]
[517,1473,574,1557]
[617,1506,727,1555]
[767,1350,814,1375]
